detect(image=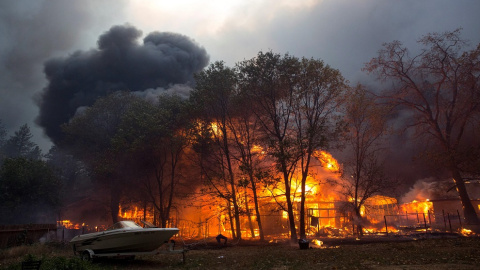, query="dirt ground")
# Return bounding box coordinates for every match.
[1,236,479,269]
